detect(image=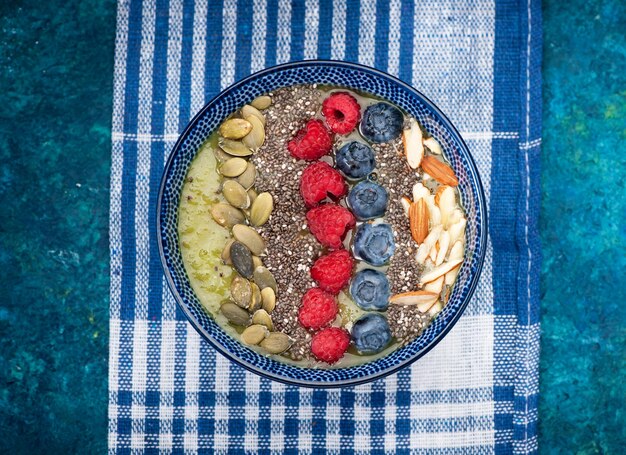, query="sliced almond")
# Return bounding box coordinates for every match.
[409,199,429,244]
[424,194,441,226]
[402,118,424,169]
[445,241,464,285]
[390,291,439,312]
[446,208,463,229]
[420,259,463,285]
[424,276,444,294]
[416,225,442,264]
[437,186,456,228]
[412,182,430,203]
[436,231,450,266]
[400,196,412,217]
[429,244,438,262]
[448,218,467,247]
[423,136,443,155]
[428,301,444,318]
[420,156,459,187]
